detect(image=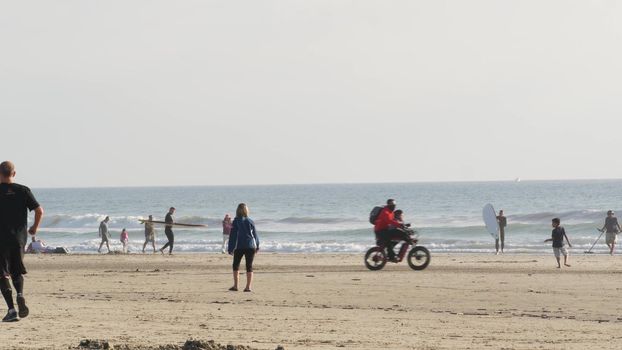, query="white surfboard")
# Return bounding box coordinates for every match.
[482,203,499,240]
